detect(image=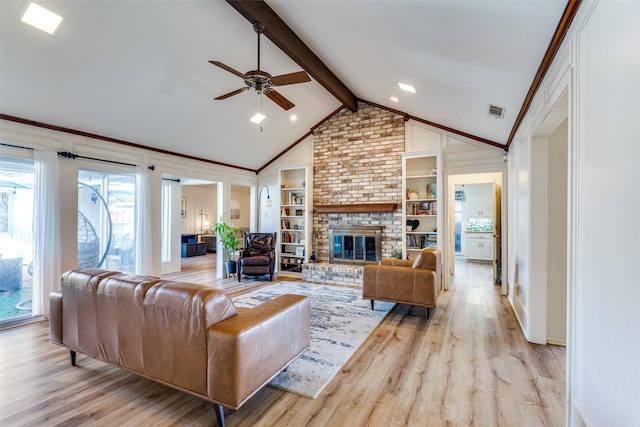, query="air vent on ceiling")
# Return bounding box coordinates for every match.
[488,104,505,119]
